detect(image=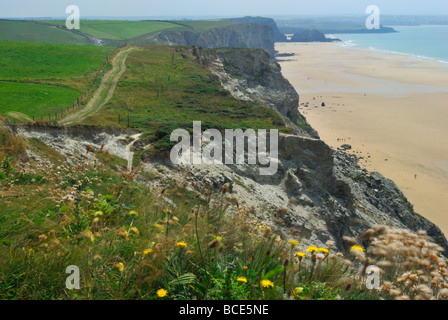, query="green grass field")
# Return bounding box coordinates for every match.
[0,41,113,79]
[82,46,290,150]
[0,20,91,45]
[42,20,185,40]
[0,81,80,118]
[0,41,113,119]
